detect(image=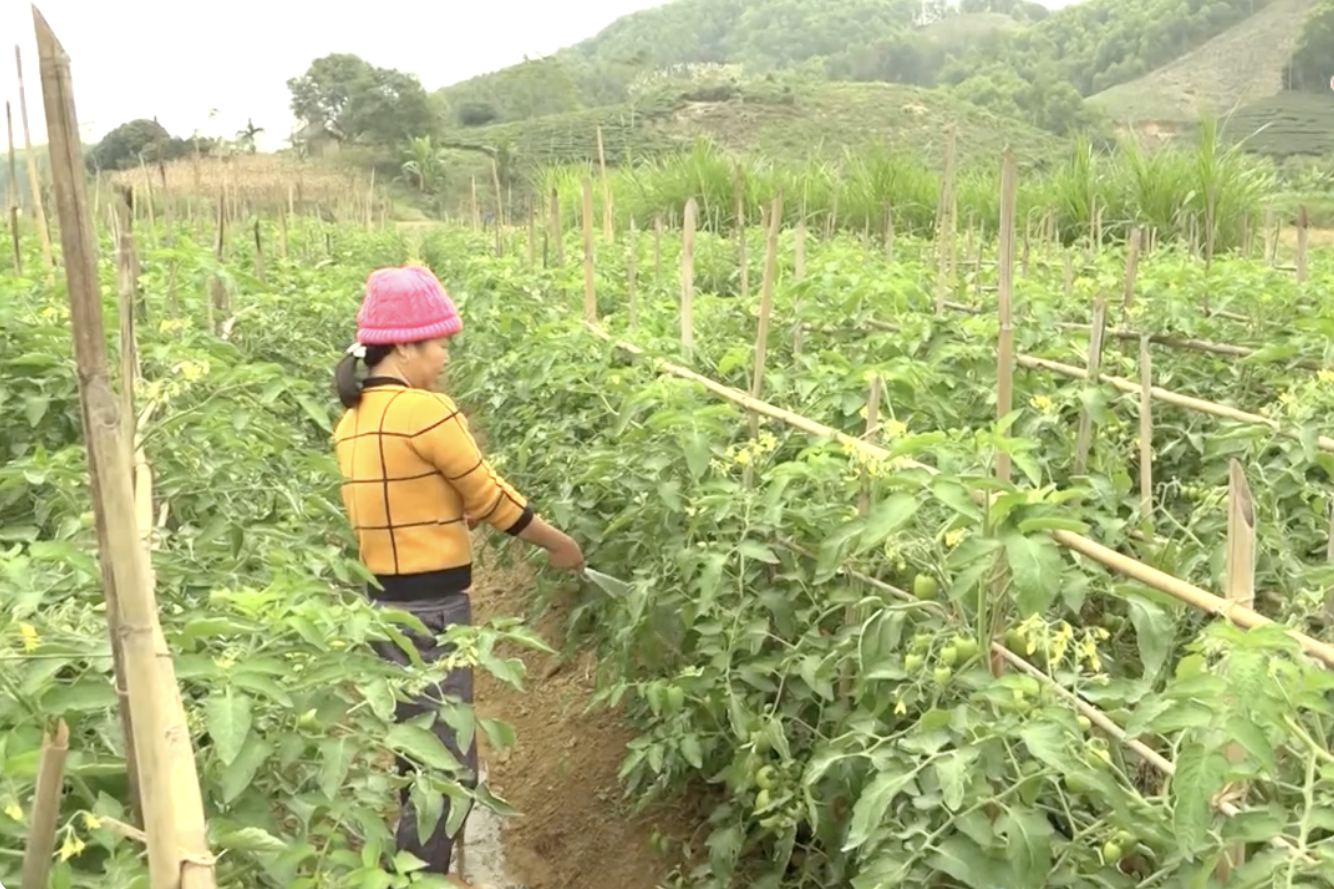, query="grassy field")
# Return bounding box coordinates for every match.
[1087,0,1316,127]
